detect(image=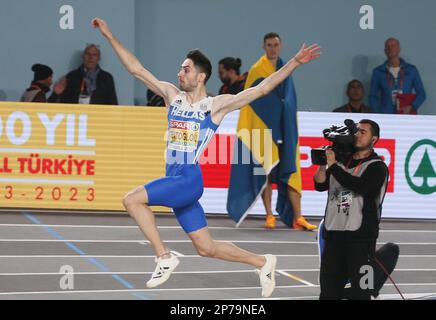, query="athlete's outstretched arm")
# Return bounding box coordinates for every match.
[92,18,178,104]
[212,43,321,122]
